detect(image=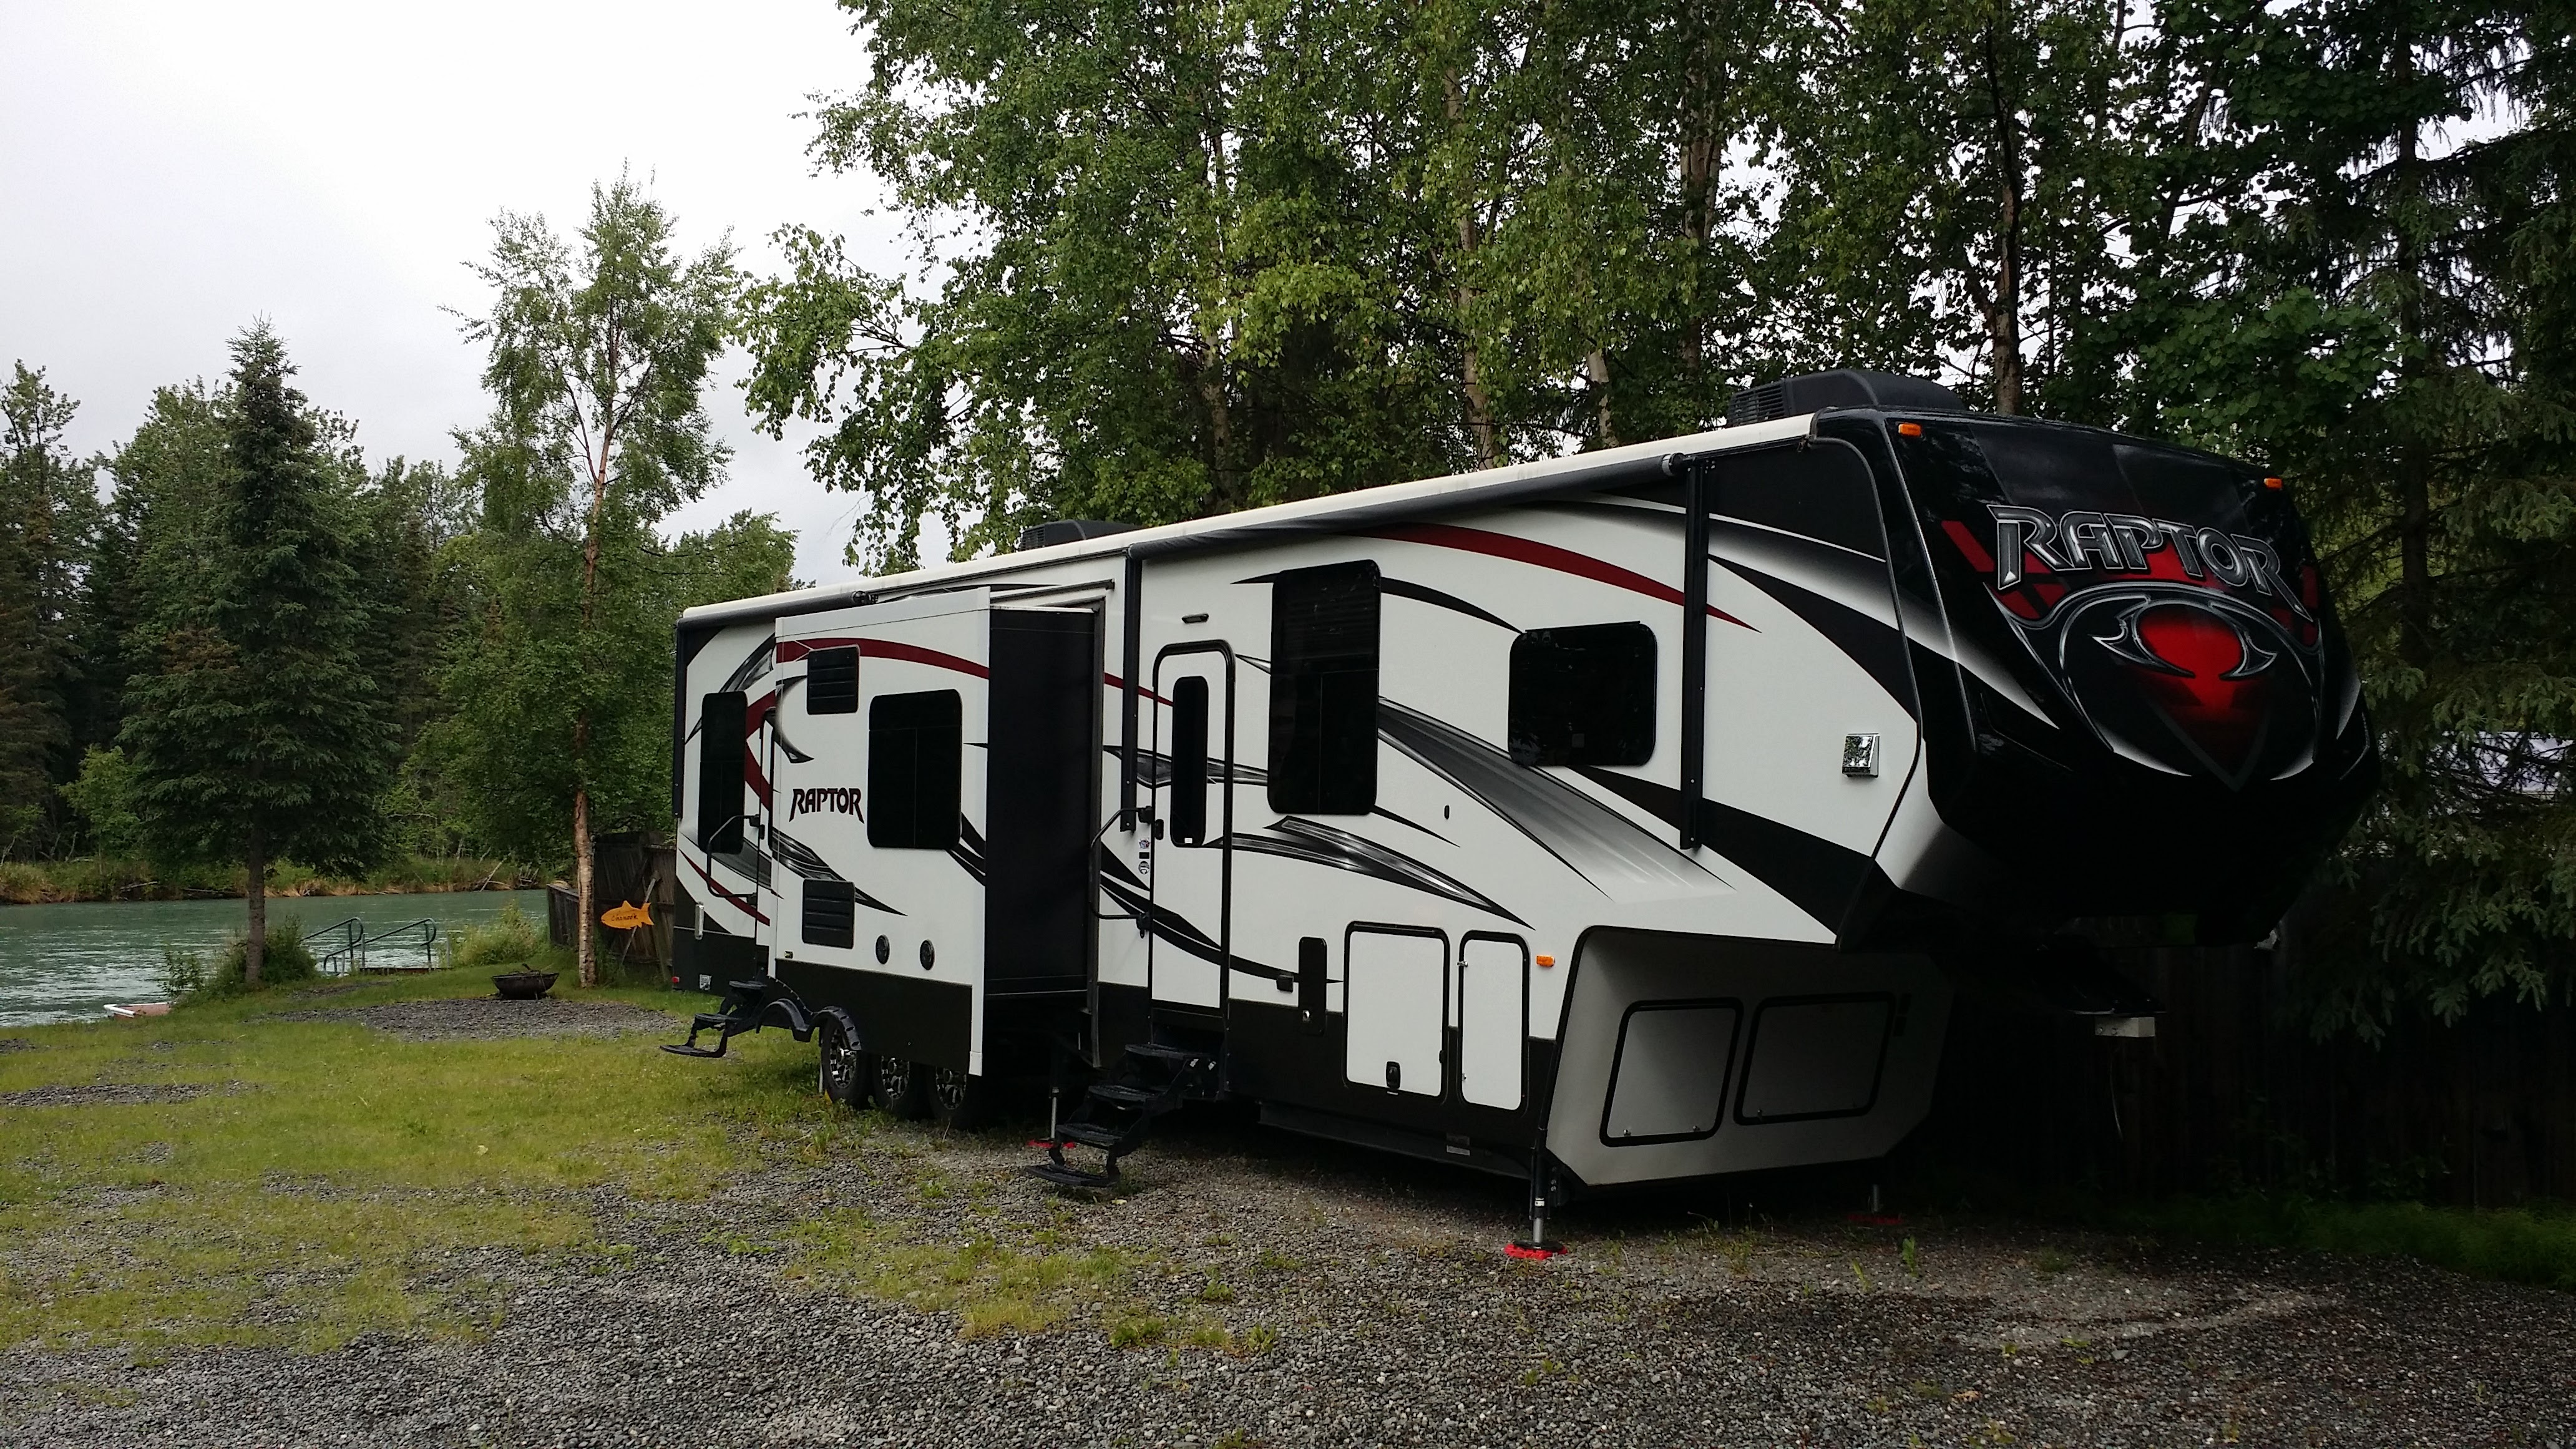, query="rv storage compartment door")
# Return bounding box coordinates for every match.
[1345,927,1445,1096]
[1456,934,1527,1110]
